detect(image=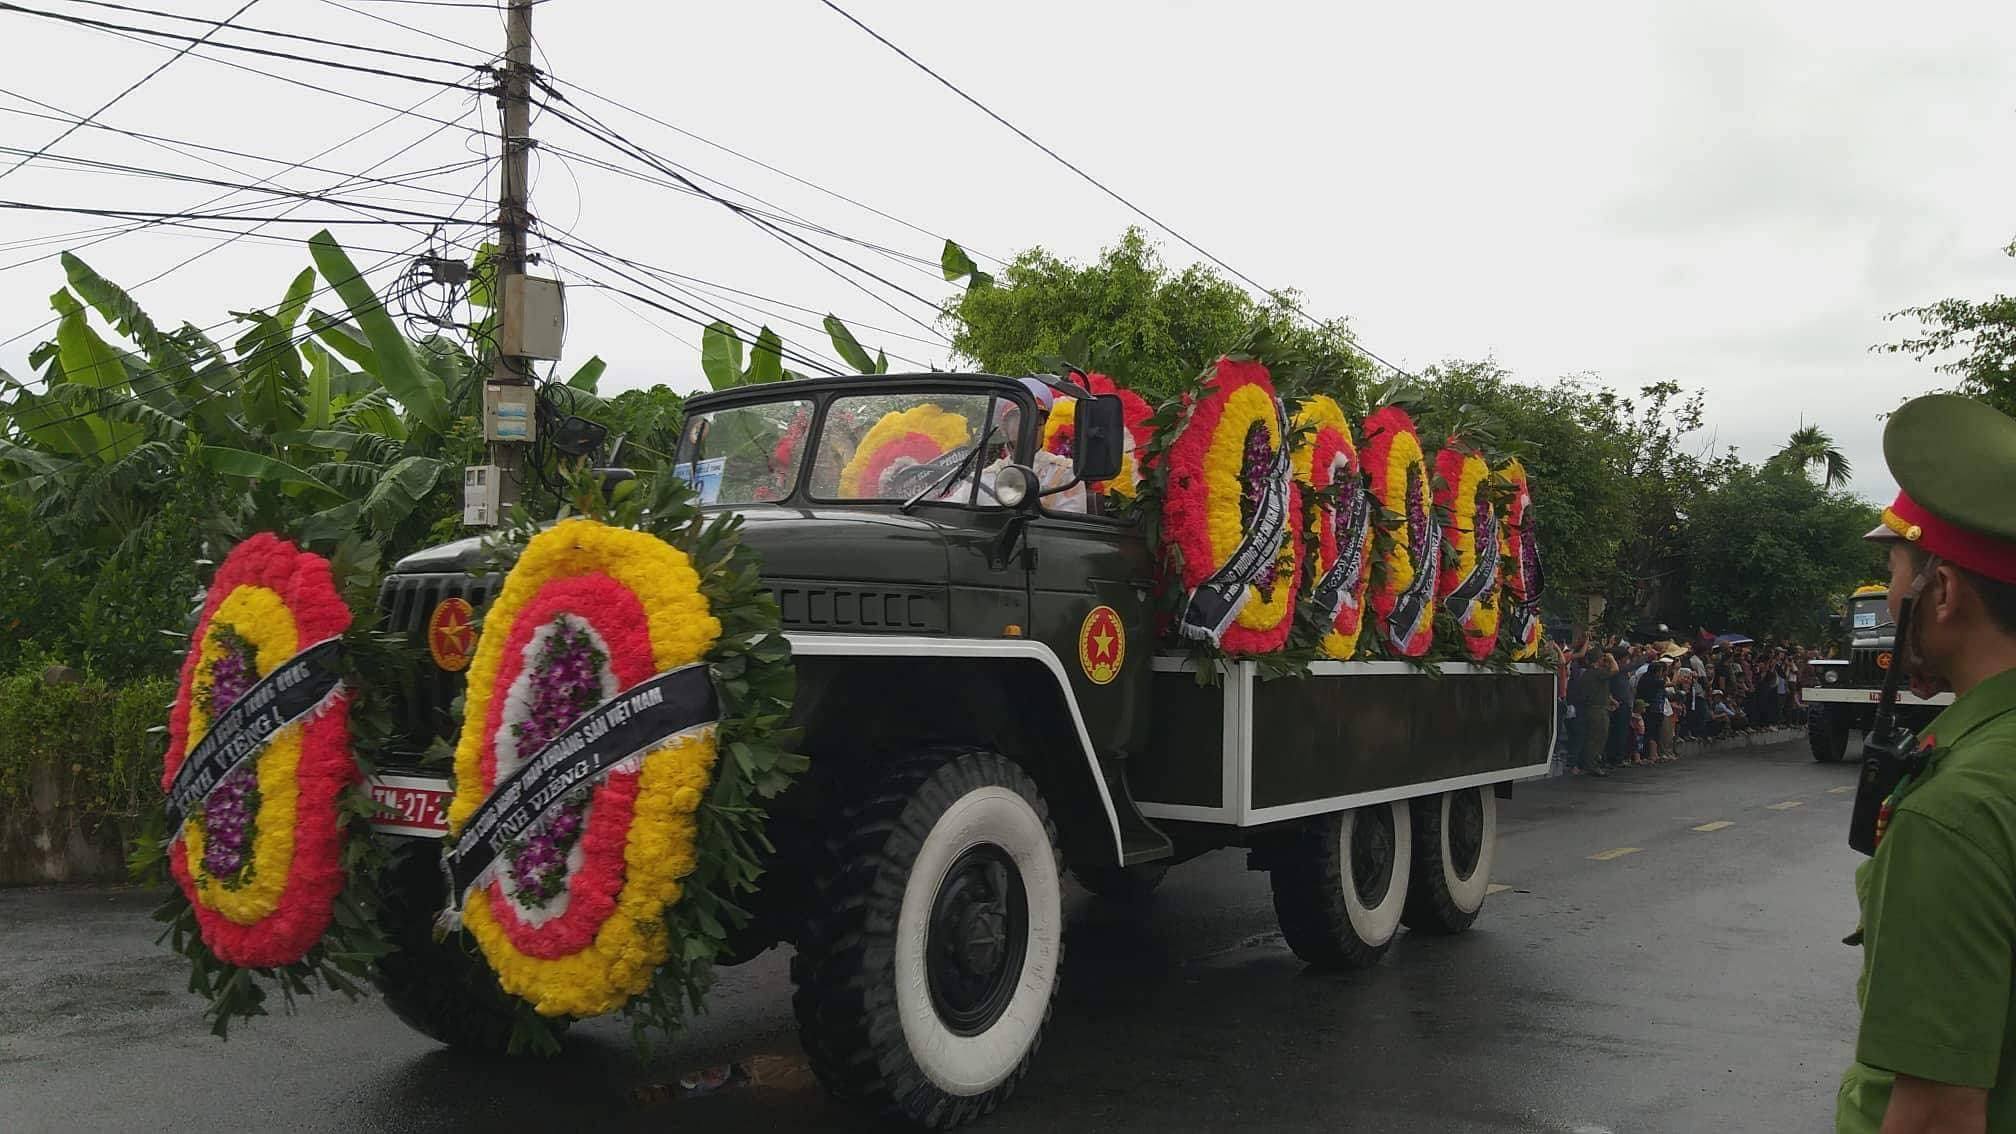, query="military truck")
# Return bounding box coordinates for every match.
[362,372,1556,1129]
[1804,584,1951,762]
